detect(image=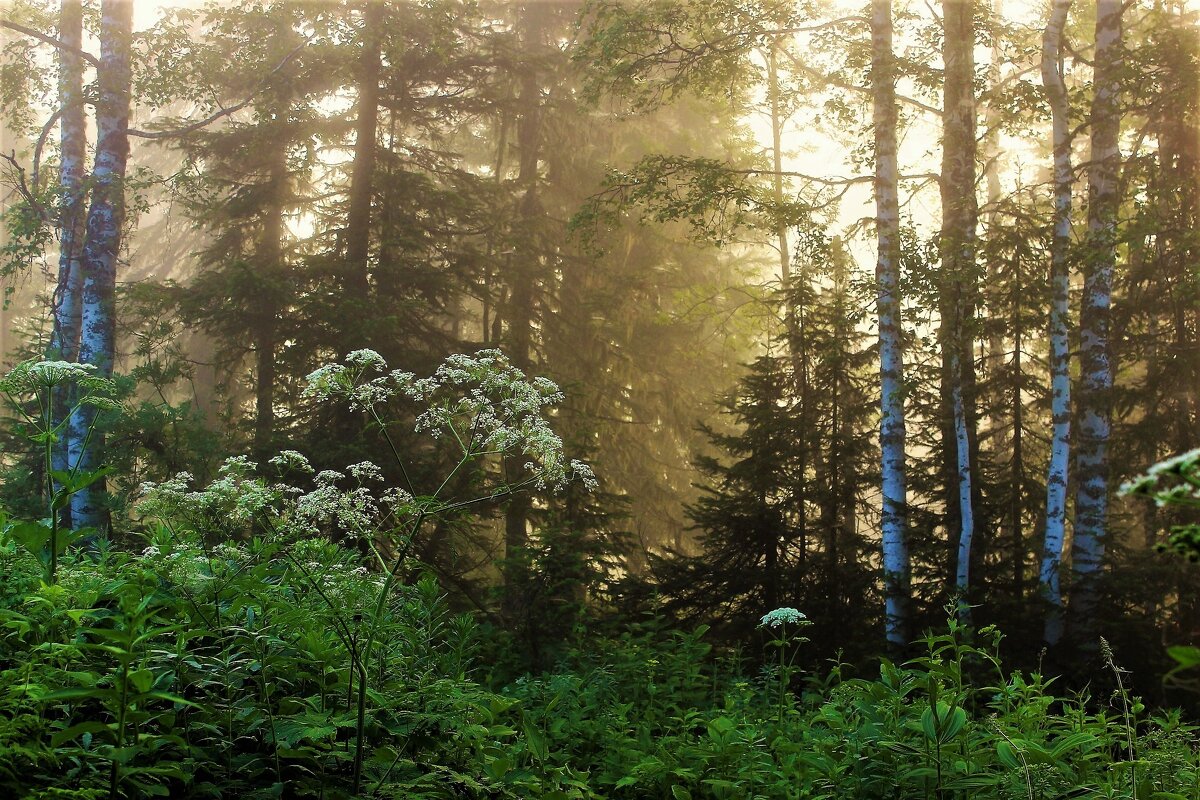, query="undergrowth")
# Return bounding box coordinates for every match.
[0,537,1197,799]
